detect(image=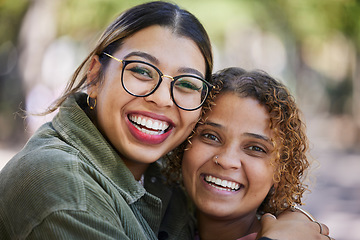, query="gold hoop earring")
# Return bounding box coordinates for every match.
[87,95,97,110]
